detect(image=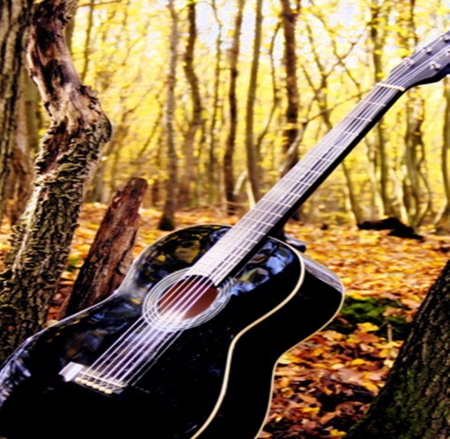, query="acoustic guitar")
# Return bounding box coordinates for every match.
[0,31,449,439]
